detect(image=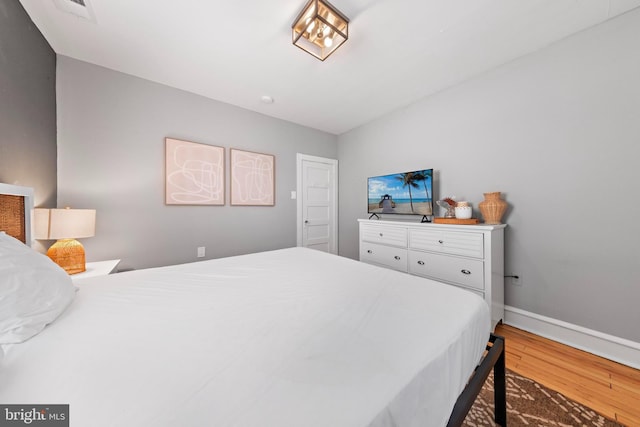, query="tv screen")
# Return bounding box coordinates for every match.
[368,169,433,216]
